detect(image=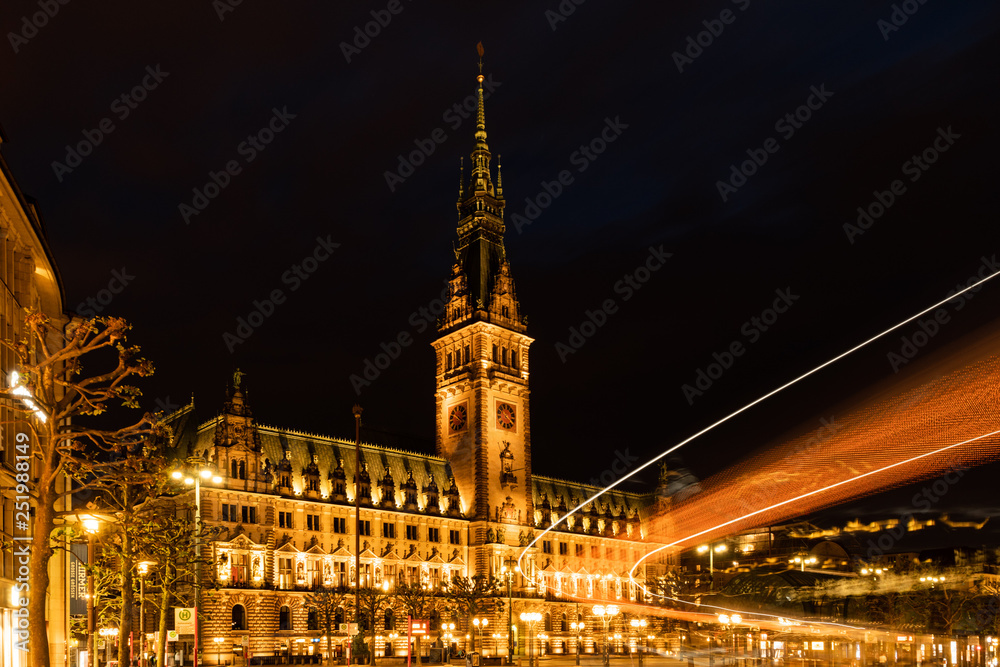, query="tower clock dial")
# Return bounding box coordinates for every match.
[496,402,516,432]
[449,403,468,432]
